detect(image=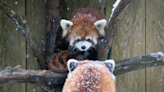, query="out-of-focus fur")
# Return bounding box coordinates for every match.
[49,50,86,72]
[62,59,116,92]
